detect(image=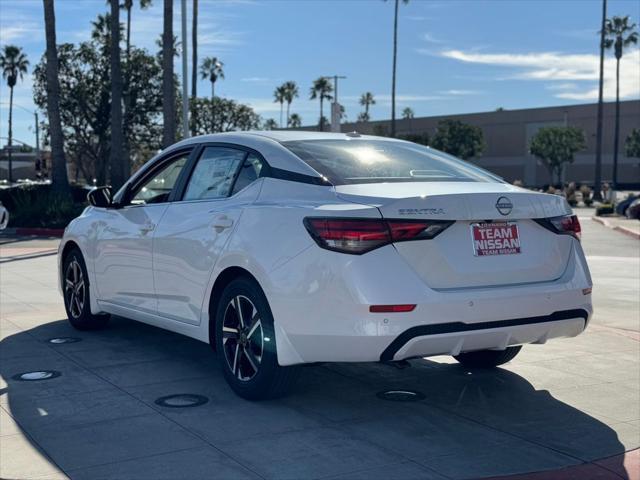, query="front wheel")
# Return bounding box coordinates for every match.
[215,277,300,400]
[63,248,110,330]
[453,346,522,368]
